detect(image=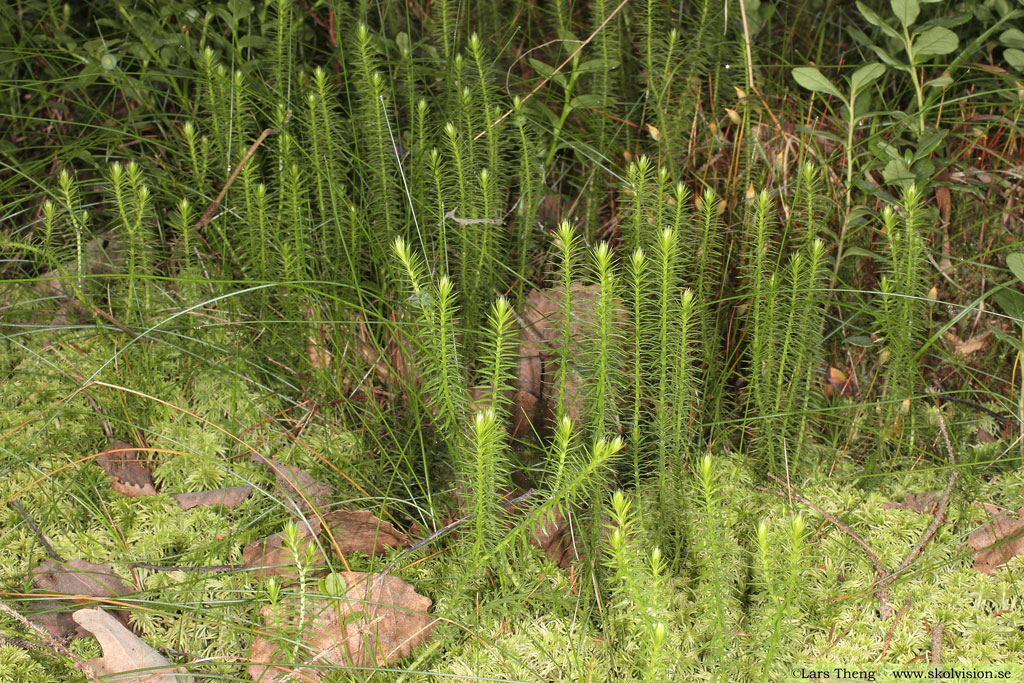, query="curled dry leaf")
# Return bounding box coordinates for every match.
[881,491,943,514]
[498,489,579,568]
[243,518,327,580]
[35,232,125,299]
[321,509,410,556]
[32,558,133,602]
[173,485,252,510]
[822,366,860,400]
[73,608,193,683]
[480,284,624,438]
[250,453,333,514]
[248,572,435,681]
[97,440,156,497]
[31,558,135,637]
[966,503,1024,574]
[945,330,991,356]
